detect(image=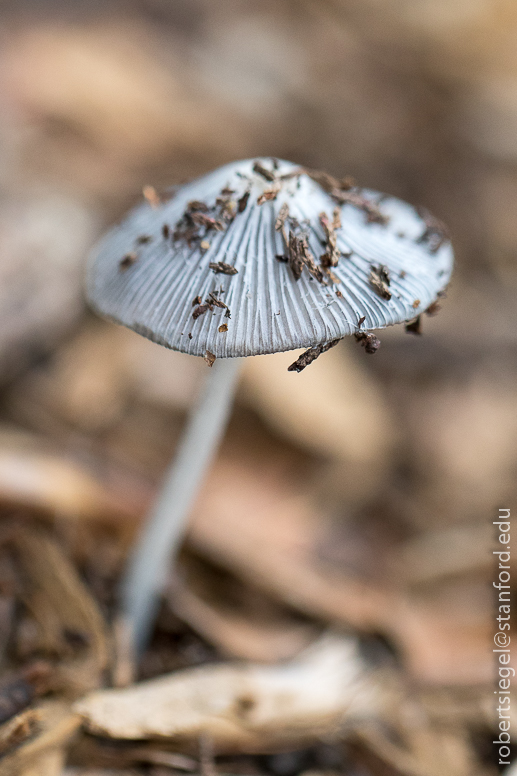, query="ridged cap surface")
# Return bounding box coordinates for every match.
[87,158,453,357]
